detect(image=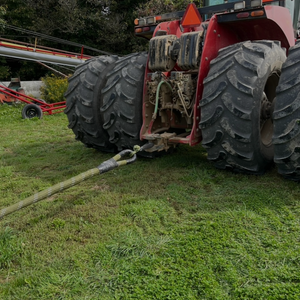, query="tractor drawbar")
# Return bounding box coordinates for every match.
[0,143,153,220]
